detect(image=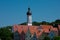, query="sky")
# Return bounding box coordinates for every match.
[0,0,60,27]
